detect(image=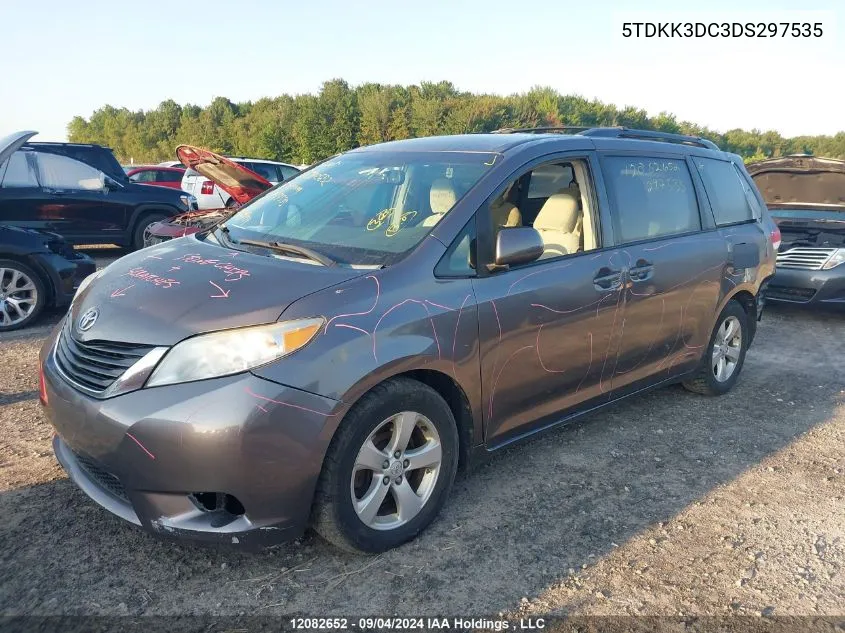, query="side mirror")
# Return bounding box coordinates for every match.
[492,227,544,270]
[103,174,124,191]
